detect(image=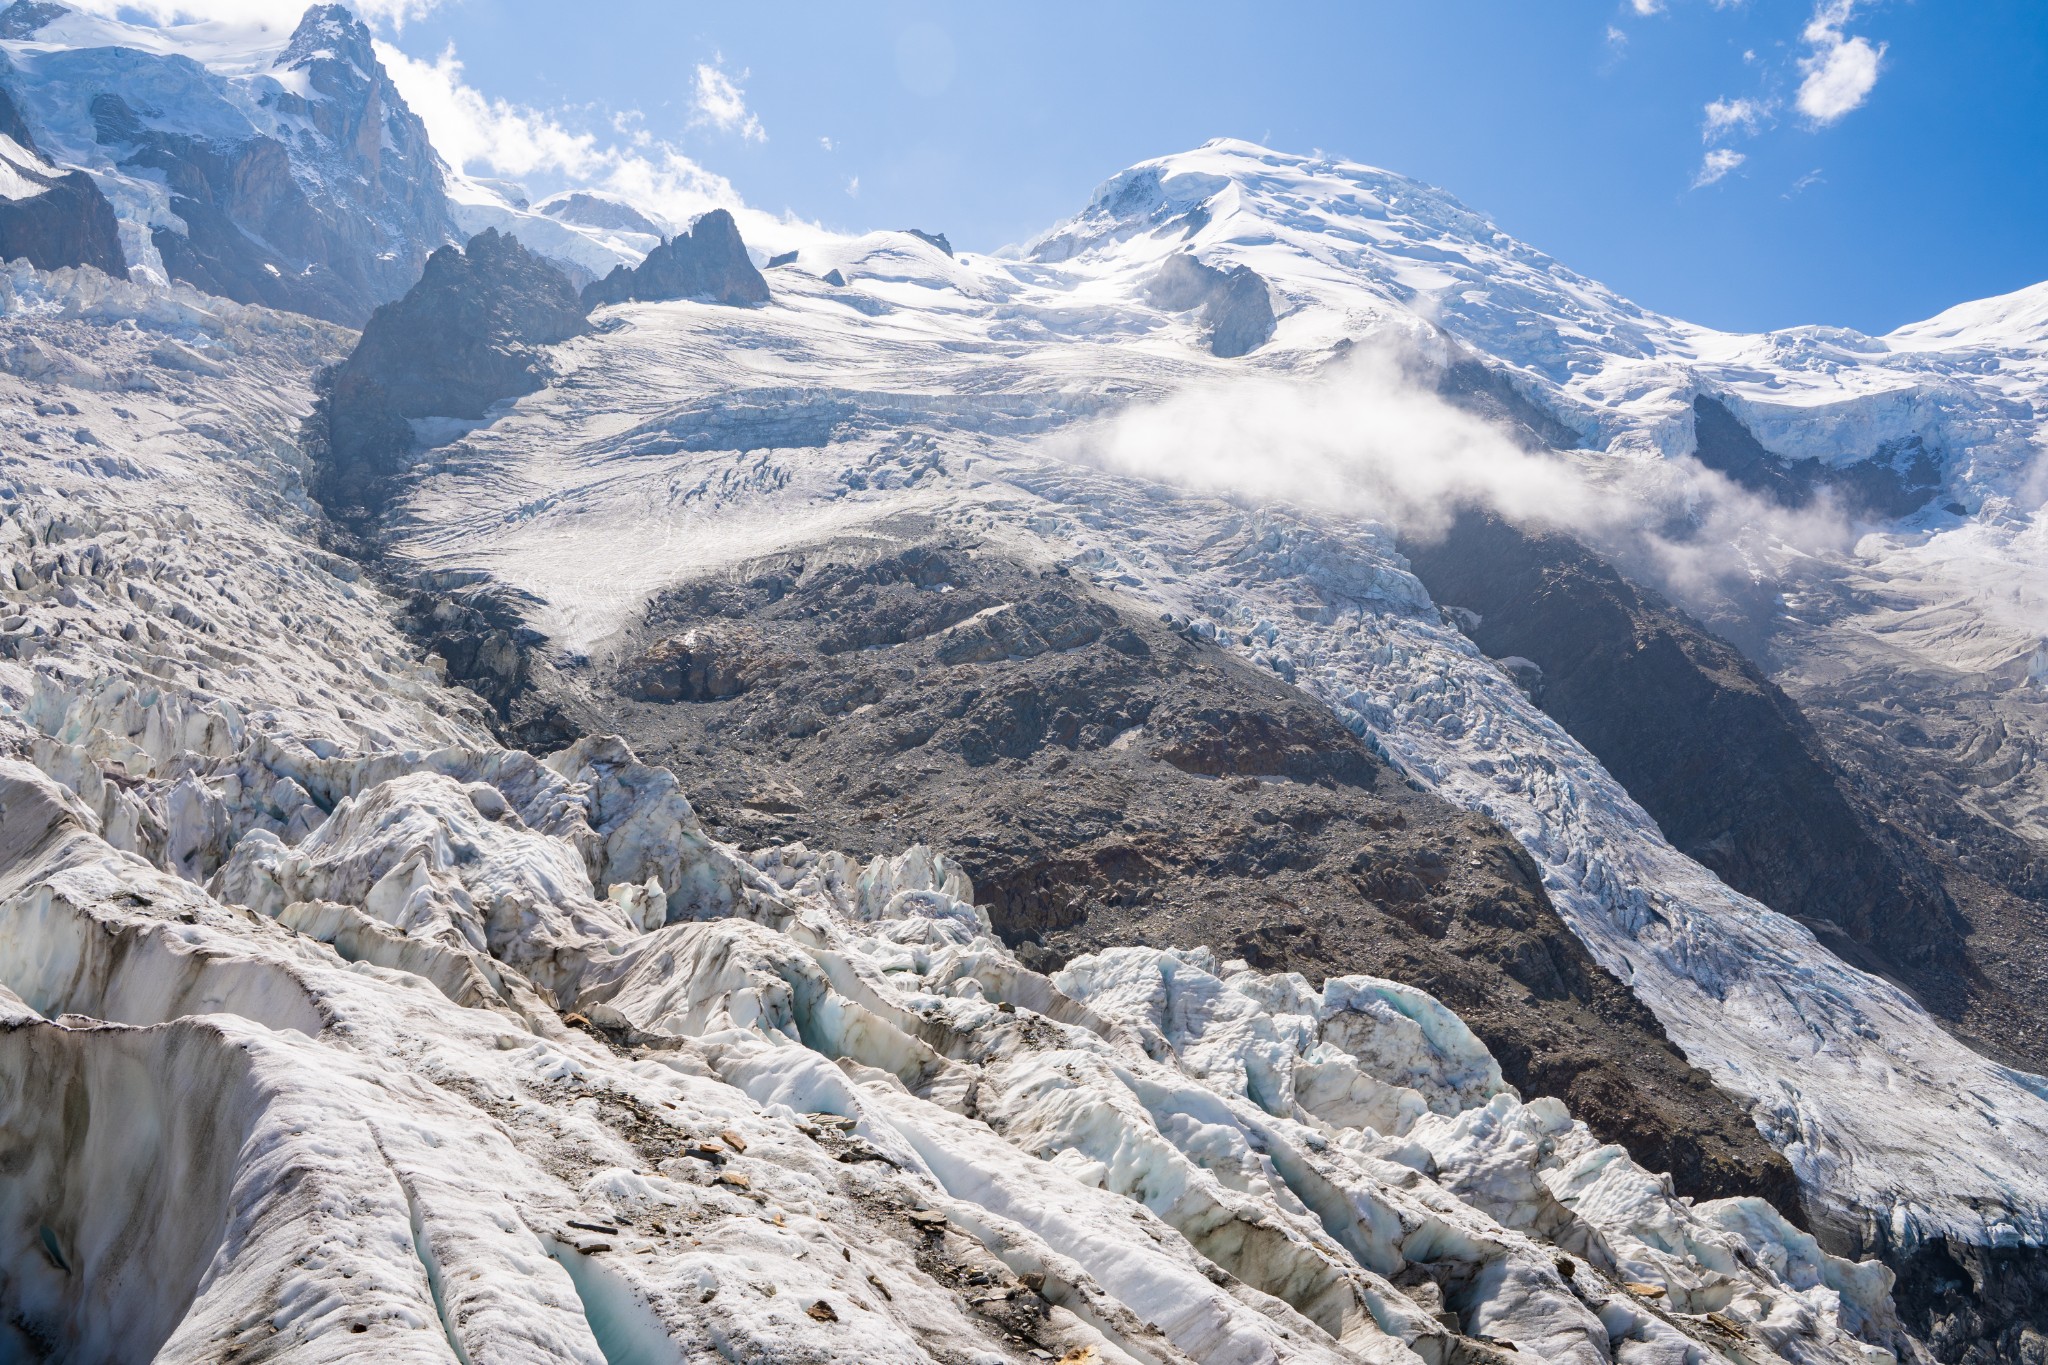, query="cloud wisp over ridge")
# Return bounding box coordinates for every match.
[376,40,751,229]
[1066,343,1858,613]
